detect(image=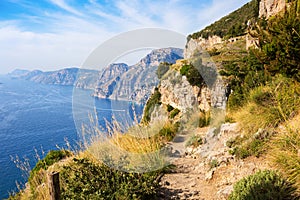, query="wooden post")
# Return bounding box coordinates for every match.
[48,171,60,200]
